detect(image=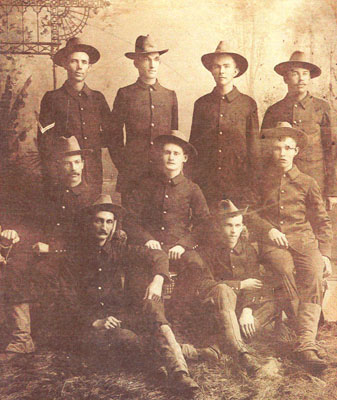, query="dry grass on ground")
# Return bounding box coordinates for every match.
[0,314,337,400]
